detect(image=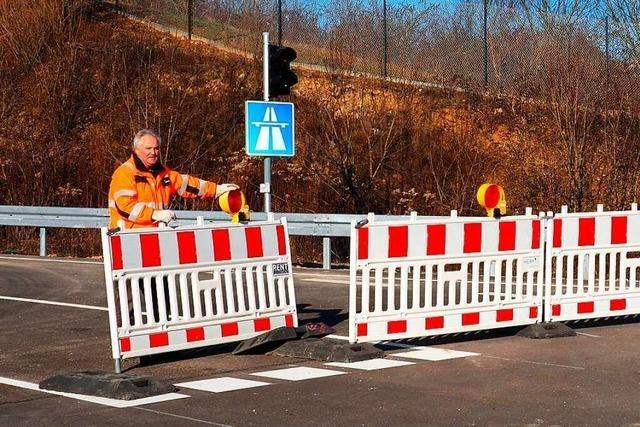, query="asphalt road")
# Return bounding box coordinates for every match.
[1,255,639,426]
